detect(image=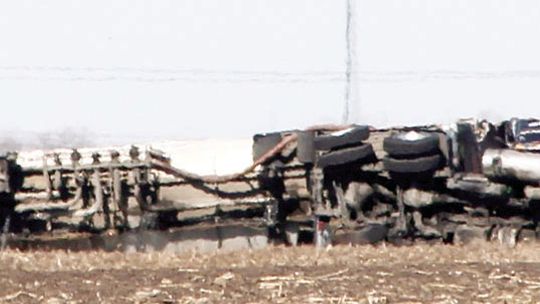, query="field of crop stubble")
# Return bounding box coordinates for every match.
[1,242,540,303]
